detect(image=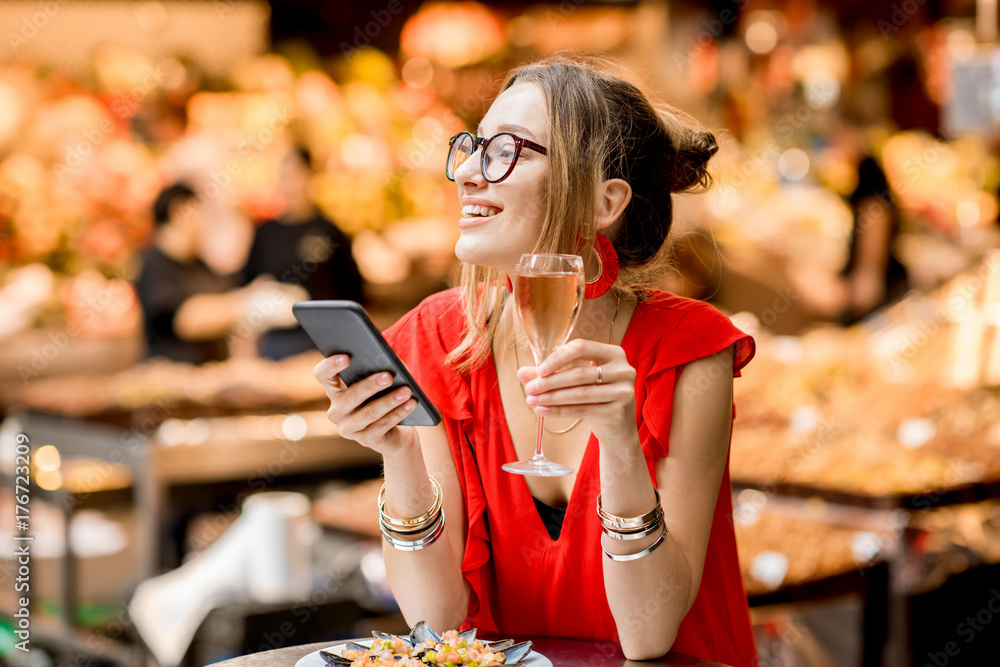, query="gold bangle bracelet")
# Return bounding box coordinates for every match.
[381,509,446,551]
[596,489,662,531]
[603,526,668,562]
[602,514,664,540]
[378,476,443,533]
